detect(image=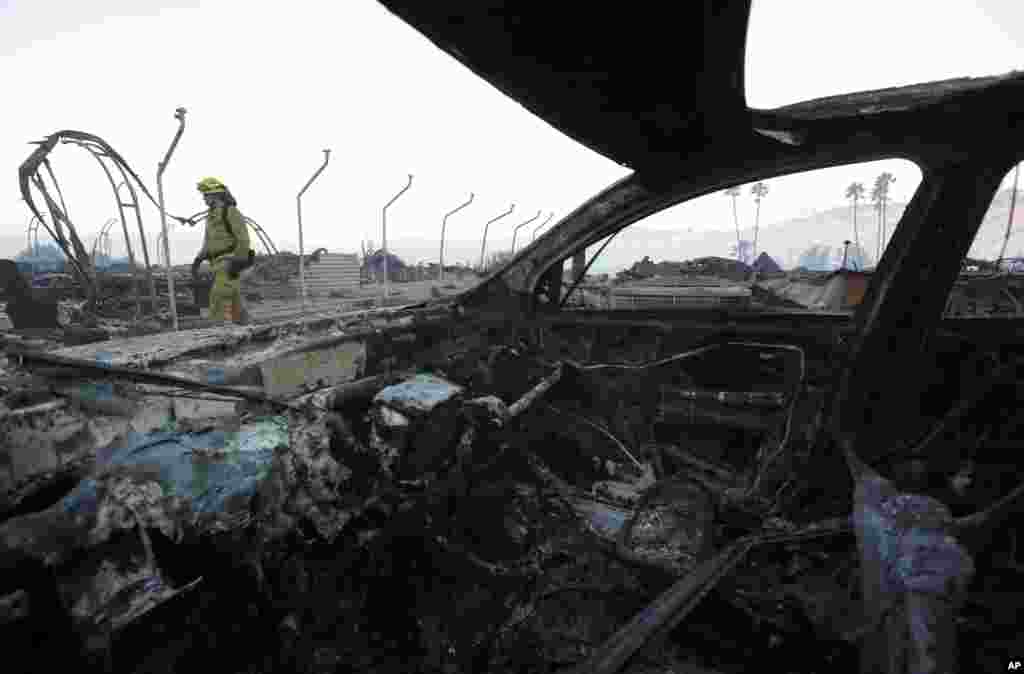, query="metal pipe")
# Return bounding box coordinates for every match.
[532,211,555,241]
[192,211,276,258]
[30,174,92,292]
[91,218,117,261]
[511,210,541,254]
[33,170,92,289]
[479,204,515,270]
[439,192,473,283]
[60,137,158,313]
[24,216,35,254]
[75,143,142,317]
[23,216,42,272]
[90,218,116,300]
[42,160,73,239]
[244,216,279,256]
[297,149,331,317]
[114,175,158,312]
[382,174,413,306]
[156,107,187,331]
[44,162,94,281]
